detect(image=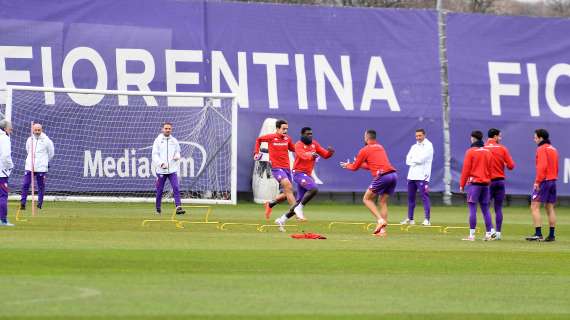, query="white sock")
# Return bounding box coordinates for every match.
[297,204,304,209]
[469,229,476,237]
[491,228,496,234]
[496,231,501,237]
